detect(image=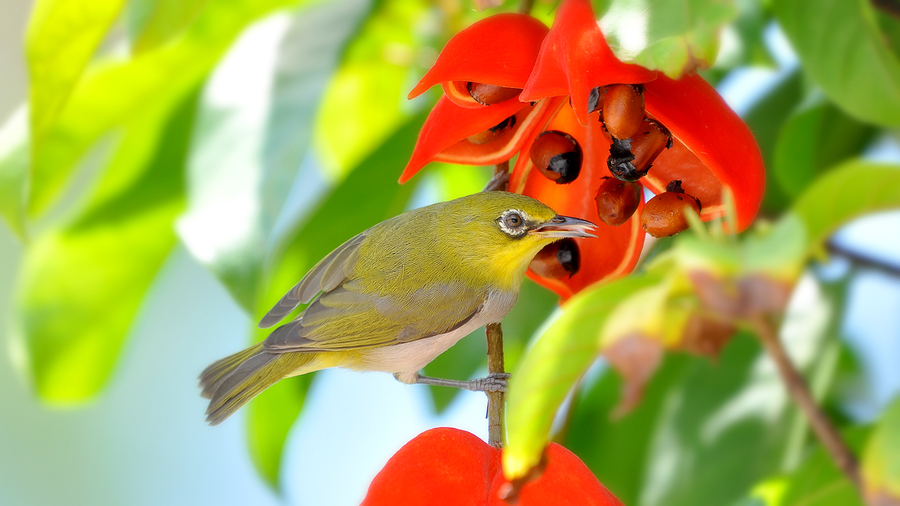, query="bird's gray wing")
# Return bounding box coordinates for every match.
[257,232,367,328]
[263,280,488,352]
